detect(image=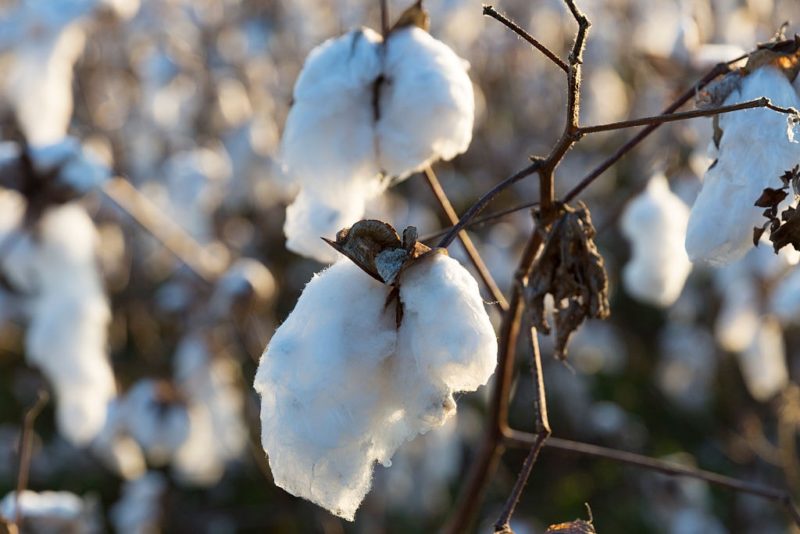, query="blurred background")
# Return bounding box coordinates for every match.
[1,0,800,532]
